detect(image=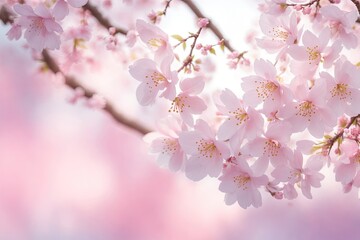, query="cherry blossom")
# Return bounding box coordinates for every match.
[216,88,263,149]
[243,122,293,175]
[8,3,65,51]
[168,76,207,126]
[257,10,299,56]
[242,58,292,114]
[179,119,230,181]
[319,59,360,116]
[129,56,178,105]
[319,5,359,49]
[144,117,187,172]
[272,150,324,199]
[219,158,268,208]
[281,80,337,138]
[334,139,360,185]
[136,19,173,62]
[288,29,342,70]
